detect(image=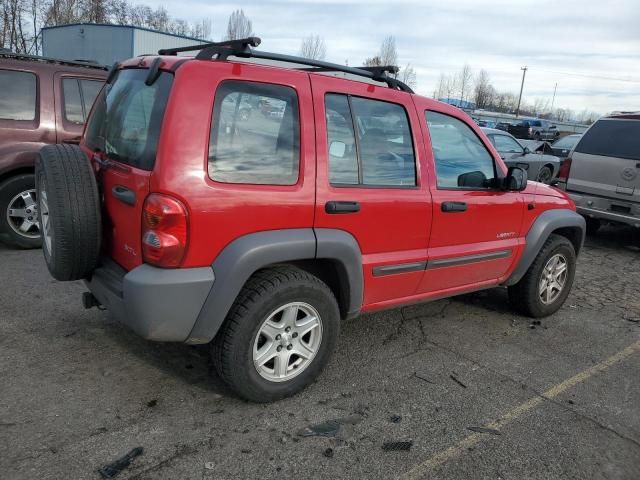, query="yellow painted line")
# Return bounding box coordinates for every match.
[400,340,640,480]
